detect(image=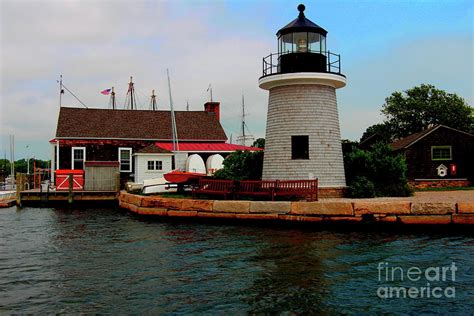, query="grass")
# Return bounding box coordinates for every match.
[415,186,474,192]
